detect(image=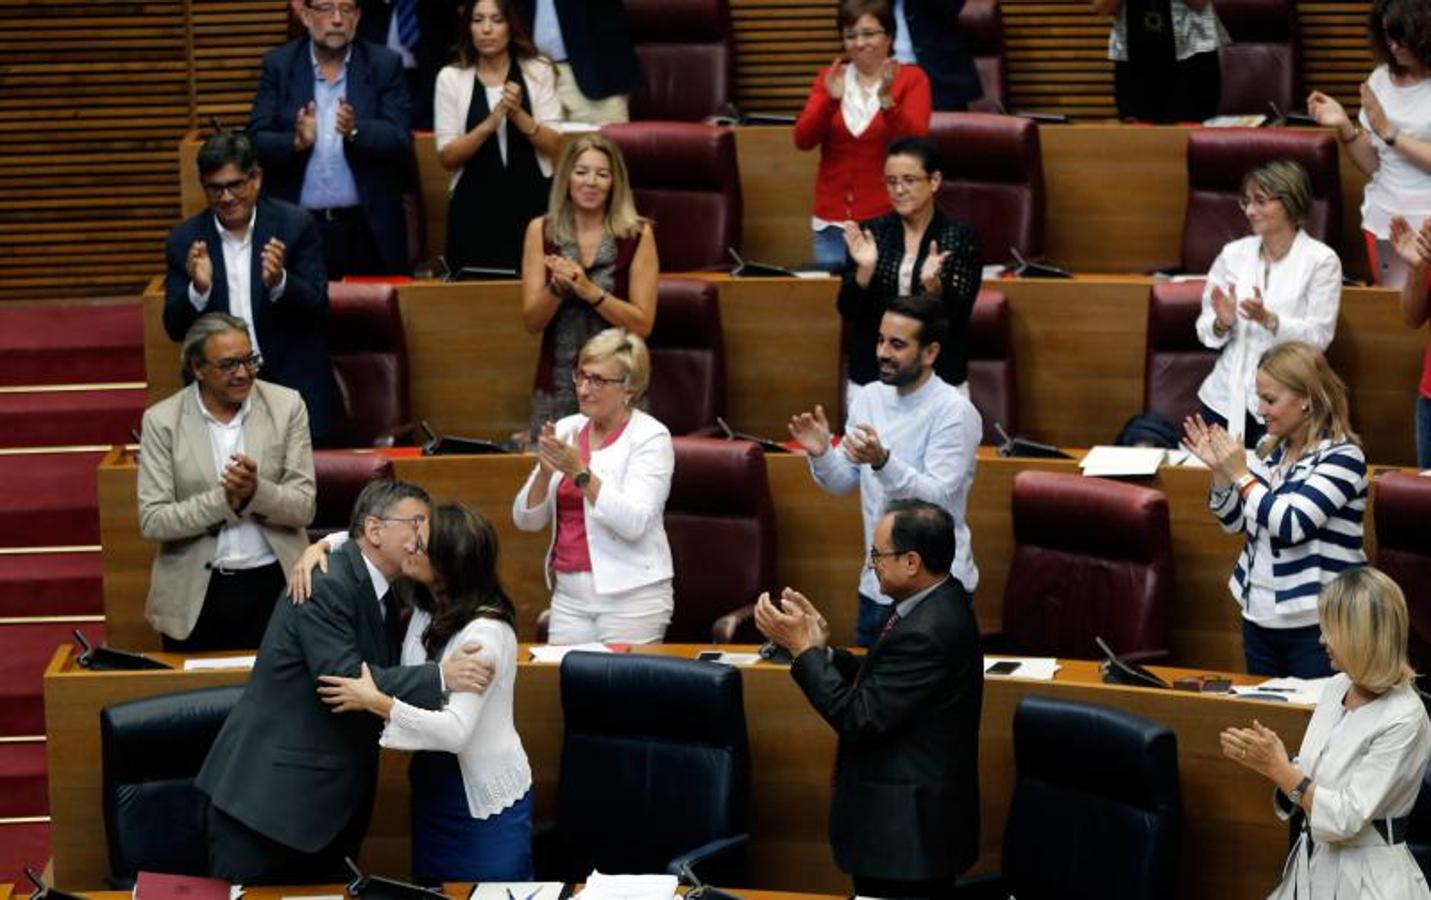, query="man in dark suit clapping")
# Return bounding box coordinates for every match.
[756,499,984,900]
[196,479,492,884]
